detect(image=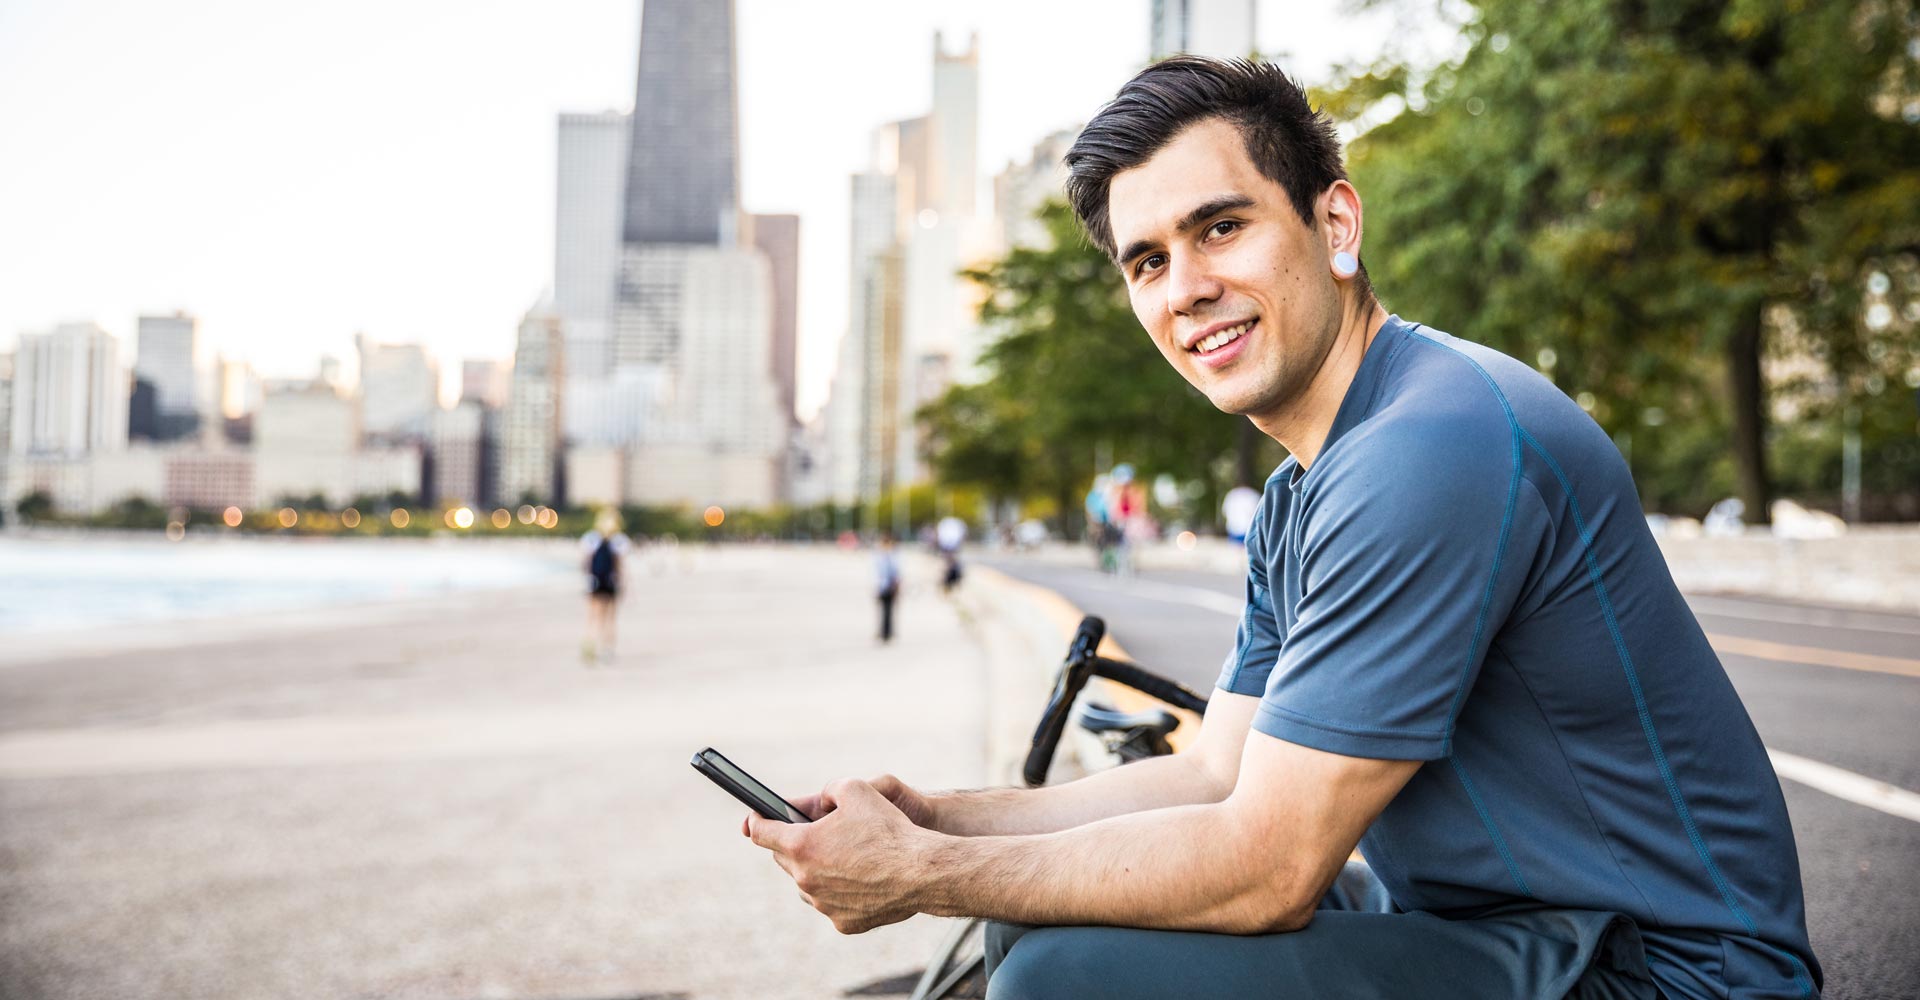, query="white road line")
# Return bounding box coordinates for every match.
[1685,595,1920,638]
[1062,571,1920,824]
[1073,575,1244,616]
[1767,748,1920,824]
